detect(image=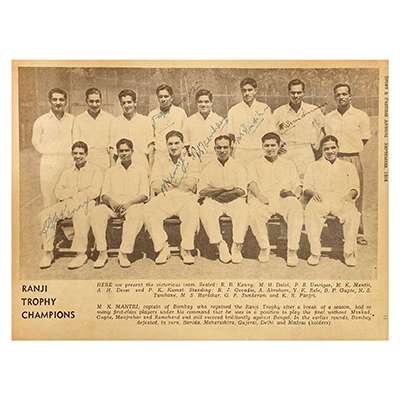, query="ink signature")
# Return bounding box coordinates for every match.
[235,107,269,145]
[160,150,190,196]
[278,103,327,132]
